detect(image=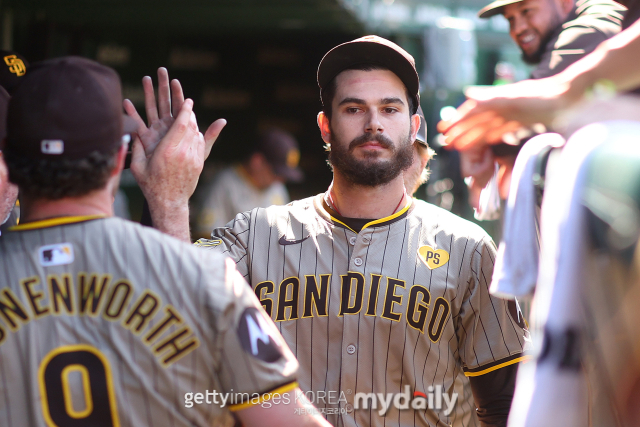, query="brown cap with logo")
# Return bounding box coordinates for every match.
[317,35,420,114]
[256,128,303,183]
[5,56,137,161]
[478,0,524,18]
